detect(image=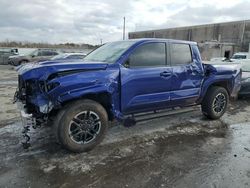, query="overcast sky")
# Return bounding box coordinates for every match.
[0,0,250,45]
